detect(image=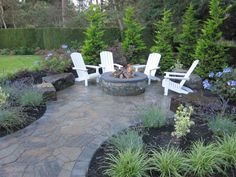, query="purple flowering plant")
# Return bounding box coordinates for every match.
[41,44,71,73]
[203,67,236,113]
